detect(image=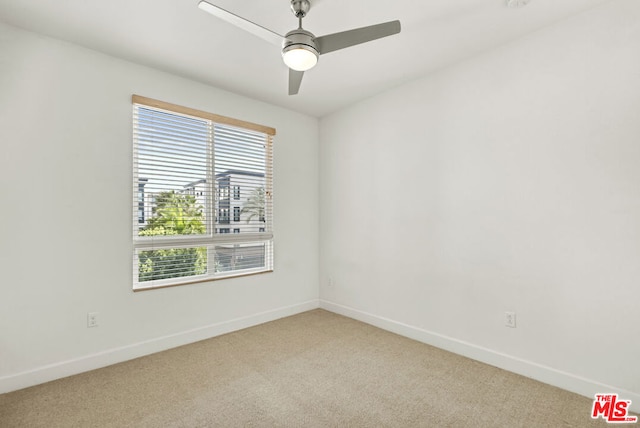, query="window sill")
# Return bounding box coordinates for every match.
[133,269,274,292]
